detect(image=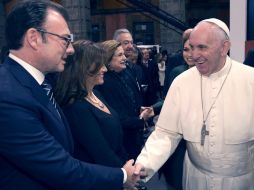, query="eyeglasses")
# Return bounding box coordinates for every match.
[36,28,74,48]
